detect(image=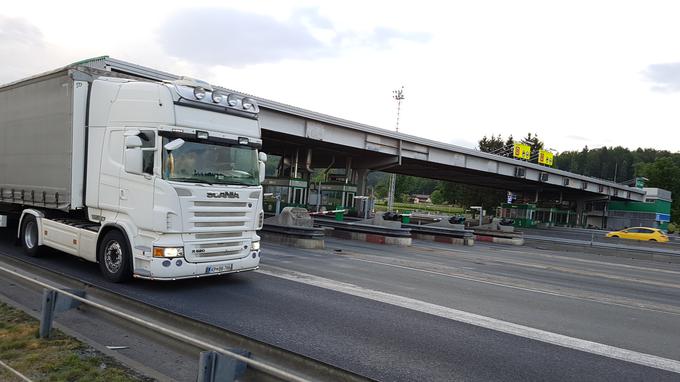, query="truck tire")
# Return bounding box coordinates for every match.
[98,230,133,283]
[20,215,42,257]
